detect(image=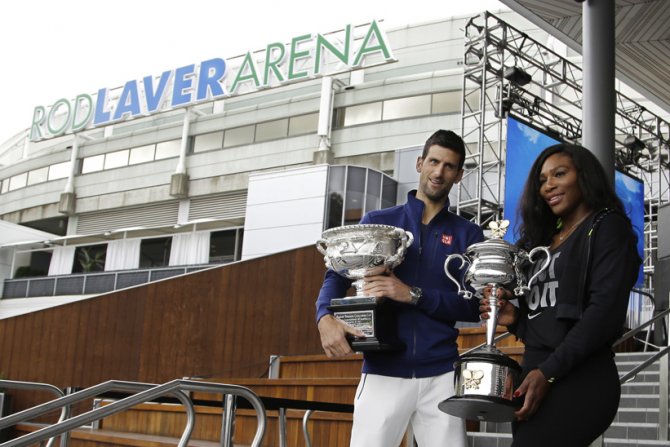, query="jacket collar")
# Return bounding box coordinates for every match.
[406,190,452,221]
